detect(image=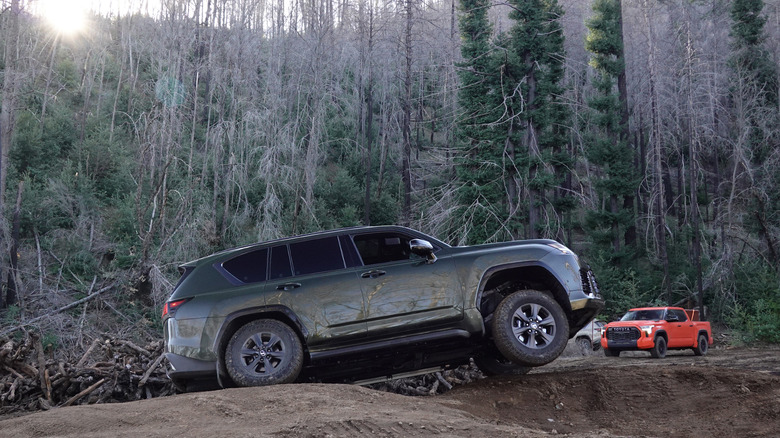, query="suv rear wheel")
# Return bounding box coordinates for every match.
[225,319,303,386]
[693,334,708,356]
[492,289,569,367]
